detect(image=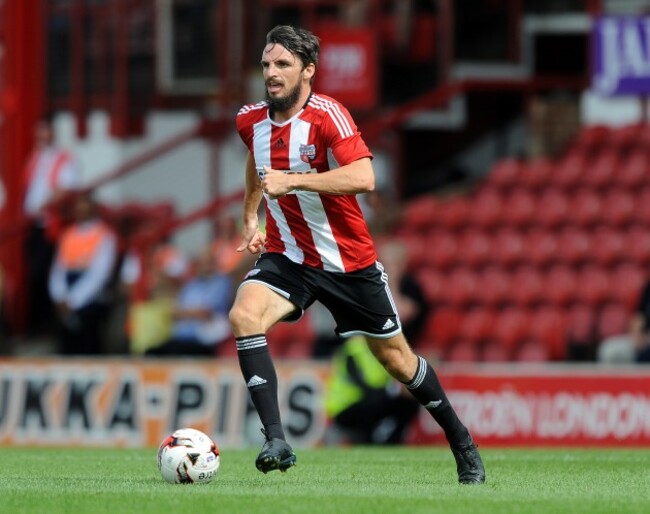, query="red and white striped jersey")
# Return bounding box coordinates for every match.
[236,93,376,273]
